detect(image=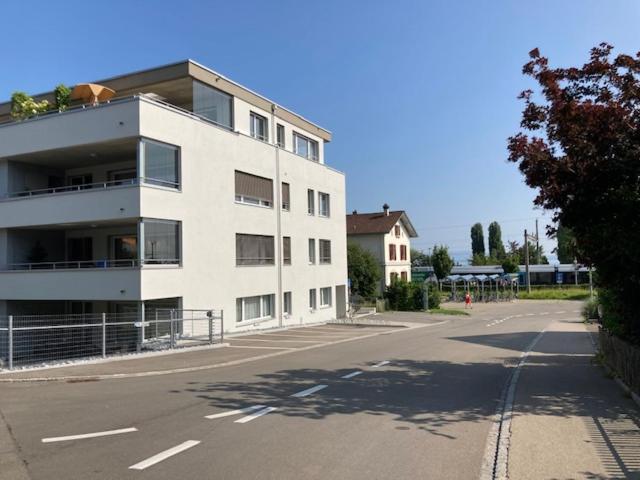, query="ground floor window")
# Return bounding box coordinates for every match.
[320,287,332,307]
[309,289,317,311]
[236,294,275,323]
[401,271,408,281]
[283,291,292,316]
